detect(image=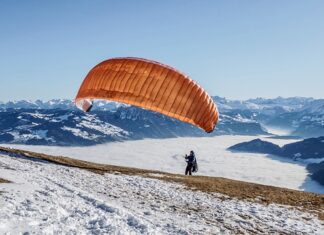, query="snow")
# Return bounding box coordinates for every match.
[24,112,51,120]
[294,153,302,157]
[9,130,54,142]
[221,114,256,123]
[264,125,293,136]
[62,126,99,140]
[51,113,72,122]
[16,123,39,130]
[78,121,128,137]
[233,114,255,123]
[77,114,129,137]
[299,157,324,164]
[5,135,324,194]
[0,153,322,234]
